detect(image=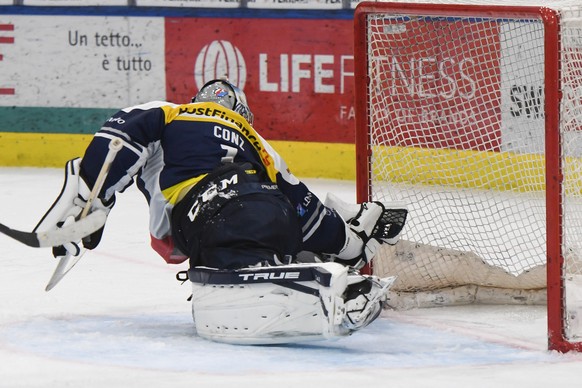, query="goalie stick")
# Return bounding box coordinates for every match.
[45,137,123,291]
[0,210,107,248]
